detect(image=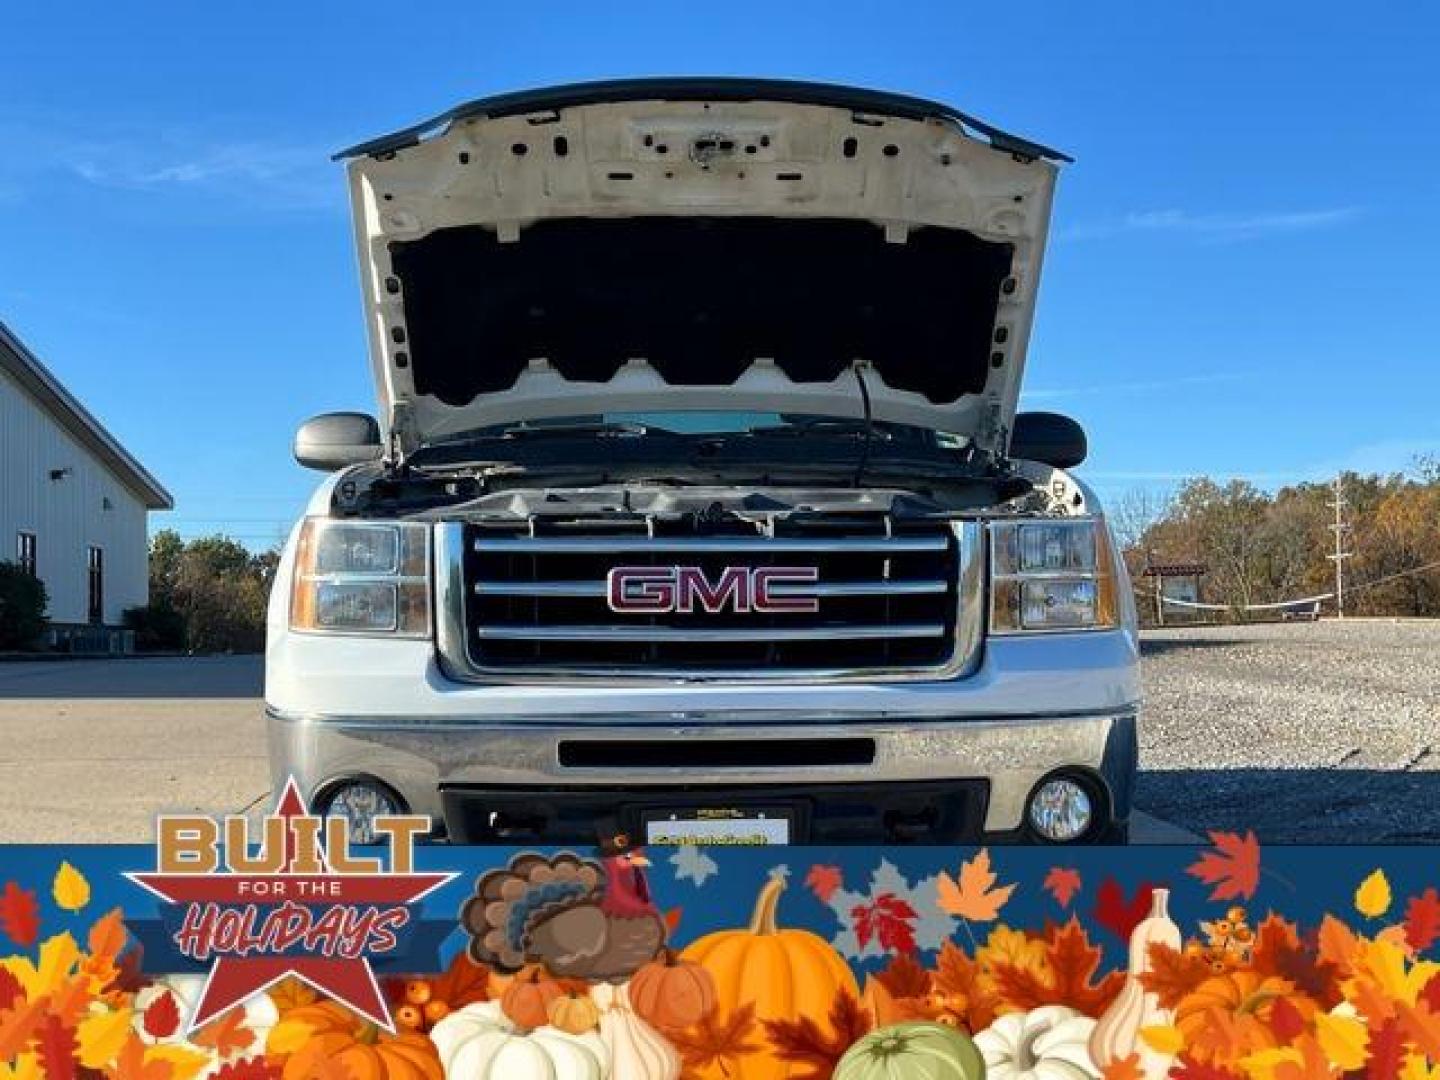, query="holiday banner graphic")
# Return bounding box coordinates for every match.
[3,837,1440,1079]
